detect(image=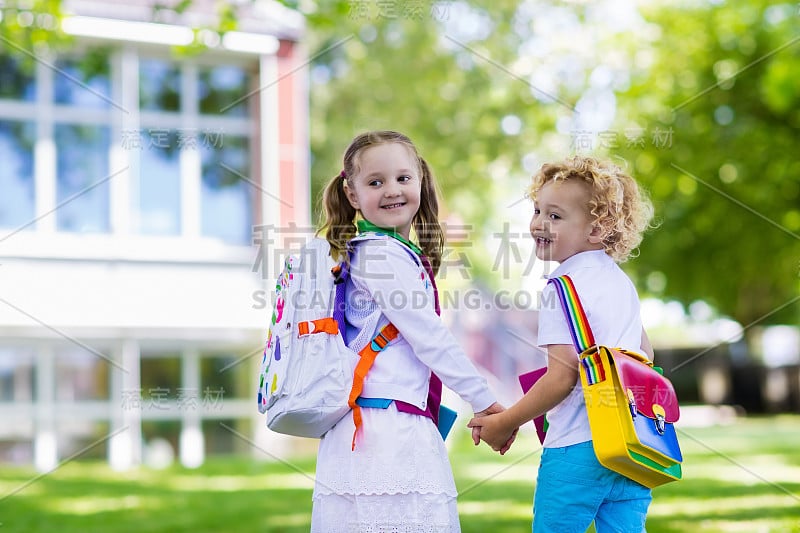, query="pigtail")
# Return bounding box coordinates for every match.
[414,157,445,275]
[319,172,357,262]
